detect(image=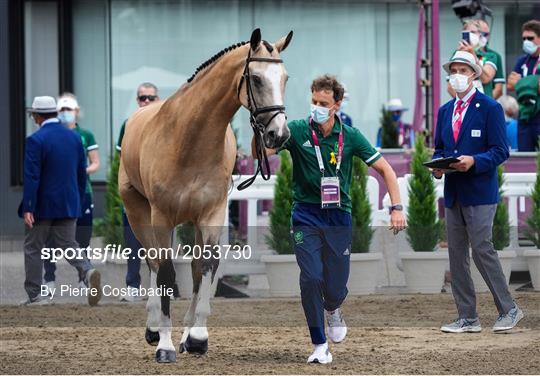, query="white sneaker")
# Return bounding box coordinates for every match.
[326,308,347,343]
[119,286,142,302]
[307,342,332,364]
